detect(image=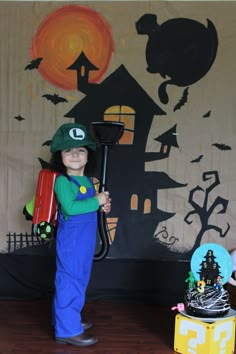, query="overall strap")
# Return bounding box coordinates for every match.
[68,176,95,191]
[68,175,81,188]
